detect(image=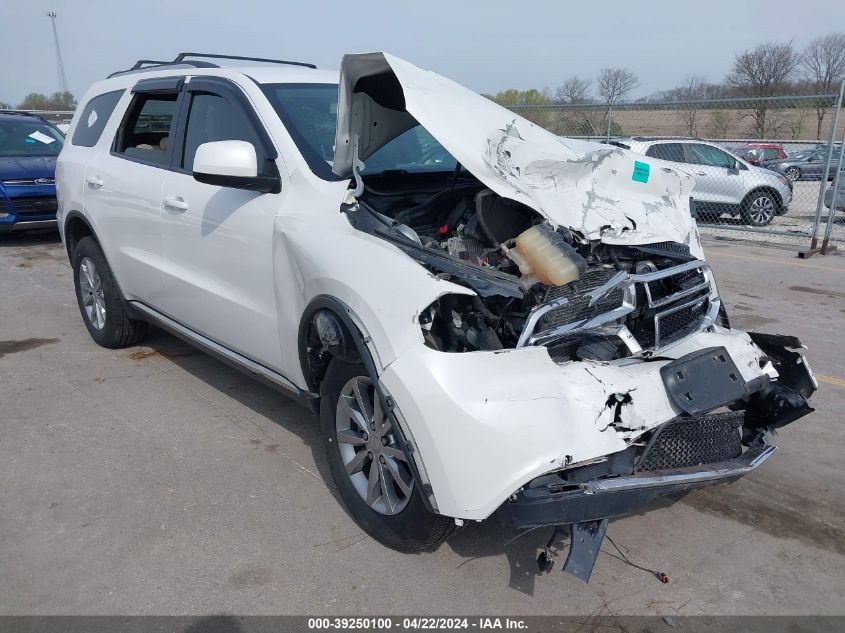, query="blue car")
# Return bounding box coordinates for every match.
[0,111,65,233]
